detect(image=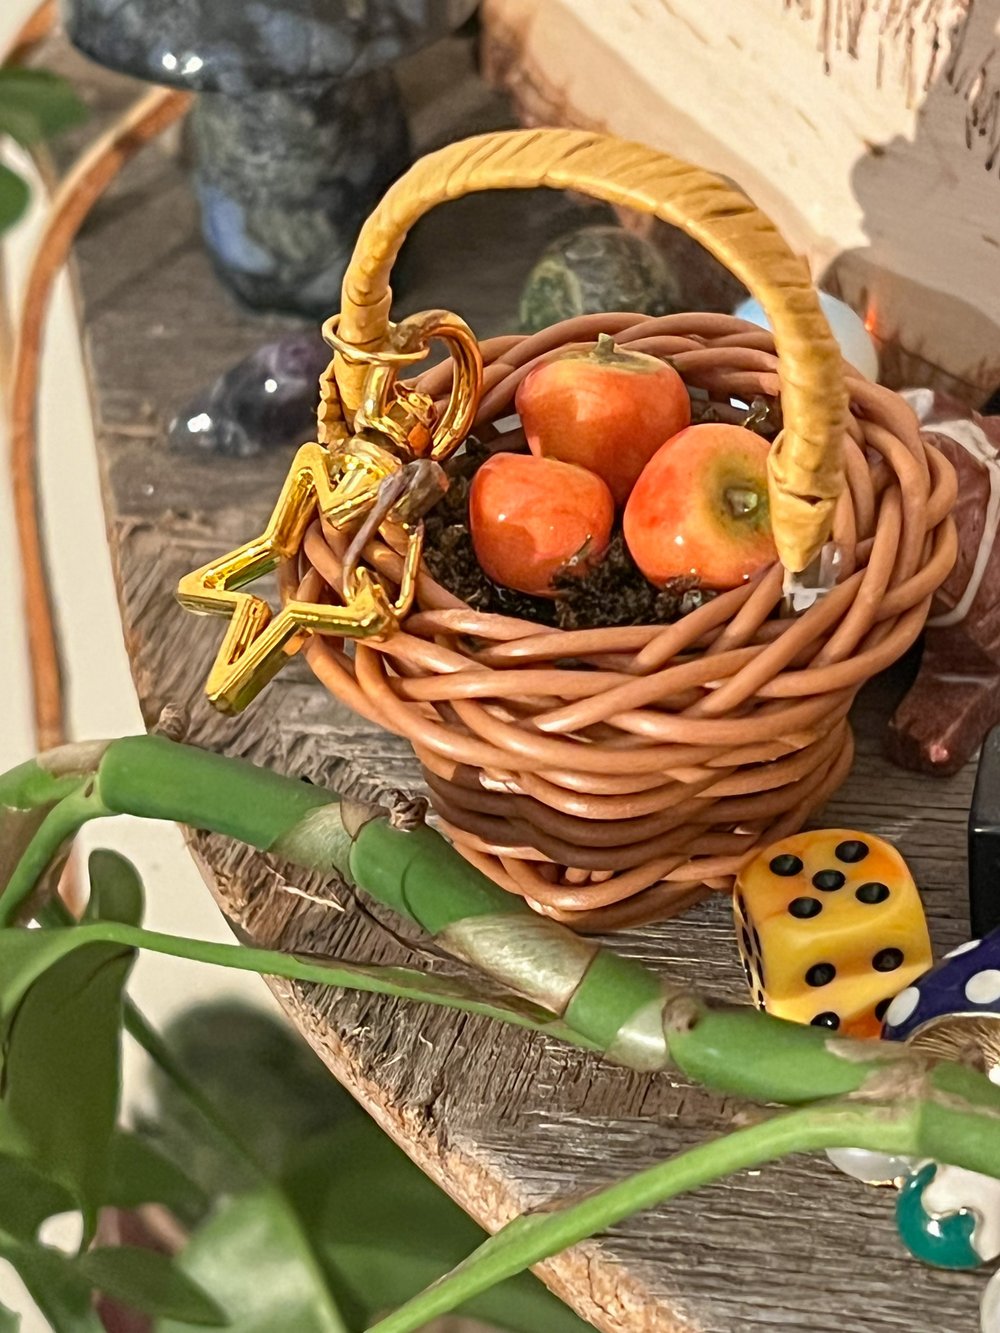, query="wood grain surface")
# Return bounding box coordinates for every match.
[62,37,988,1333]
